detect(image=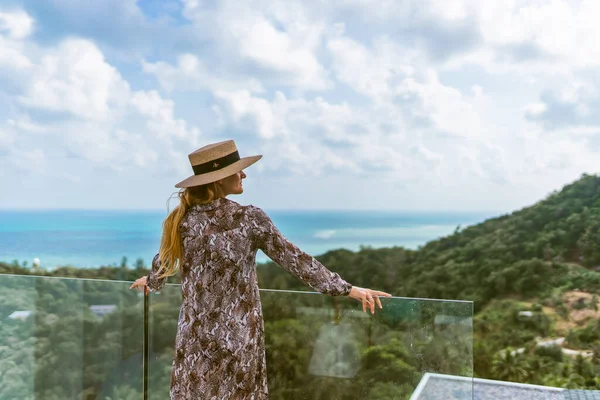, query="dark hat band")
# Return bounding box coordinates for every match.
[192,151,240,175]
